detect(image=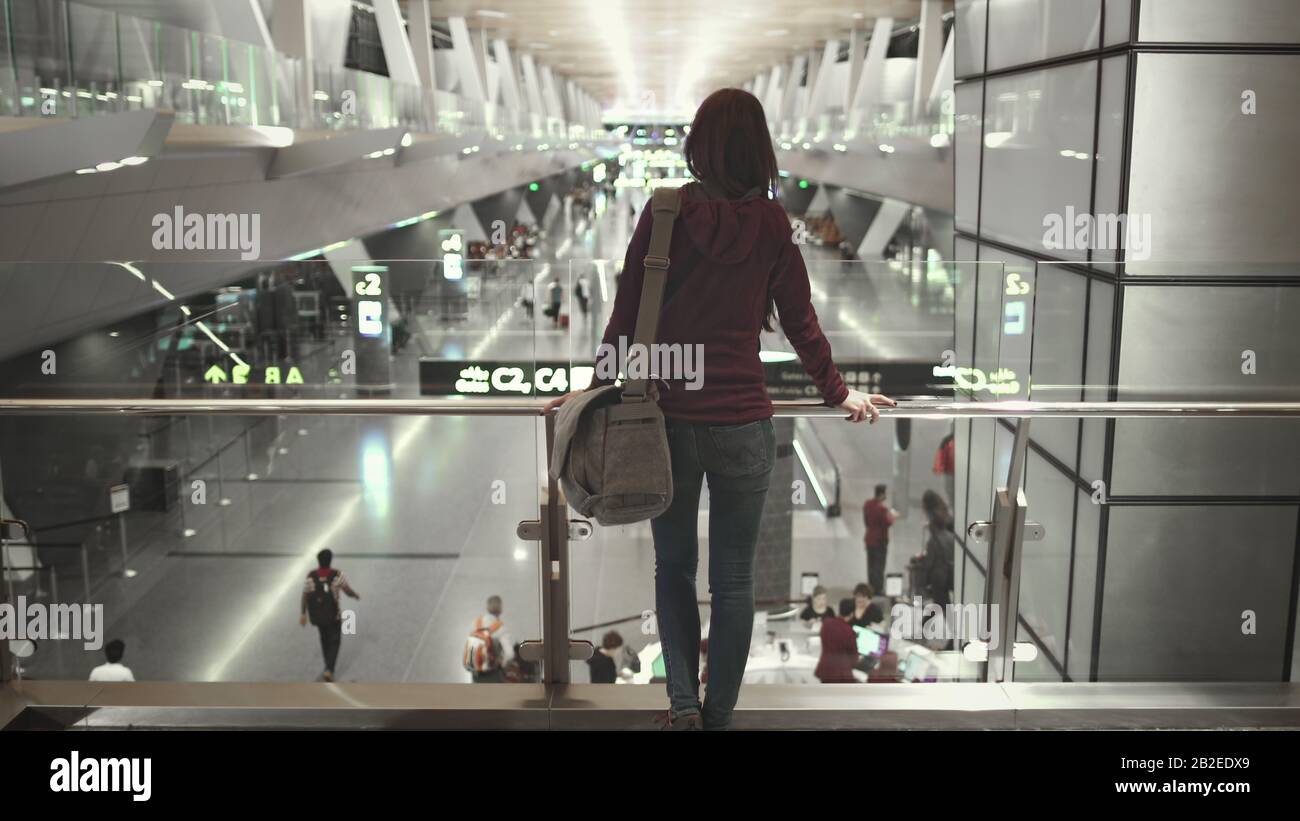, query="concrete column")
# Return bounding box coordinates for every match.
[323,243,393,394]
